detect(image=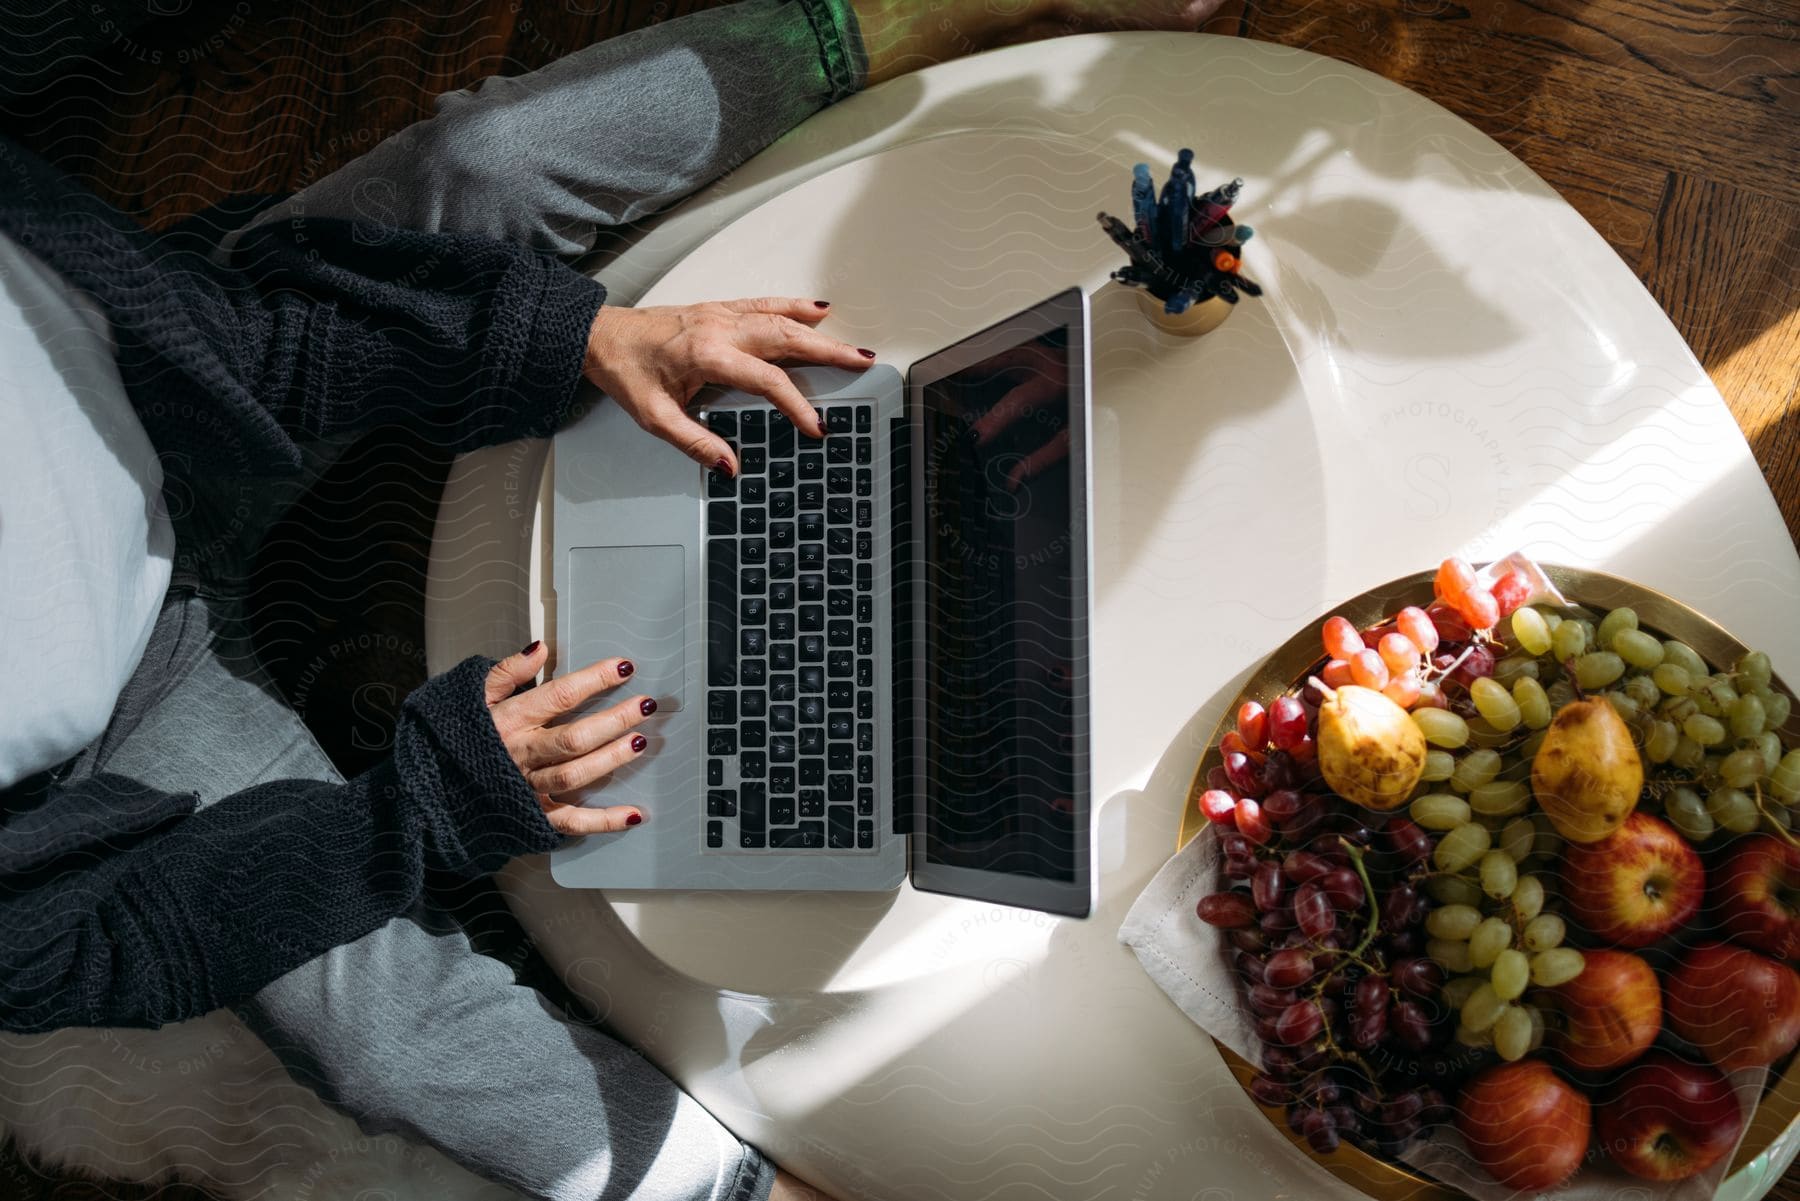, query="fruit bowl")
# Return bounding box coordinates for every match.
[1181,564,1800,1200]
